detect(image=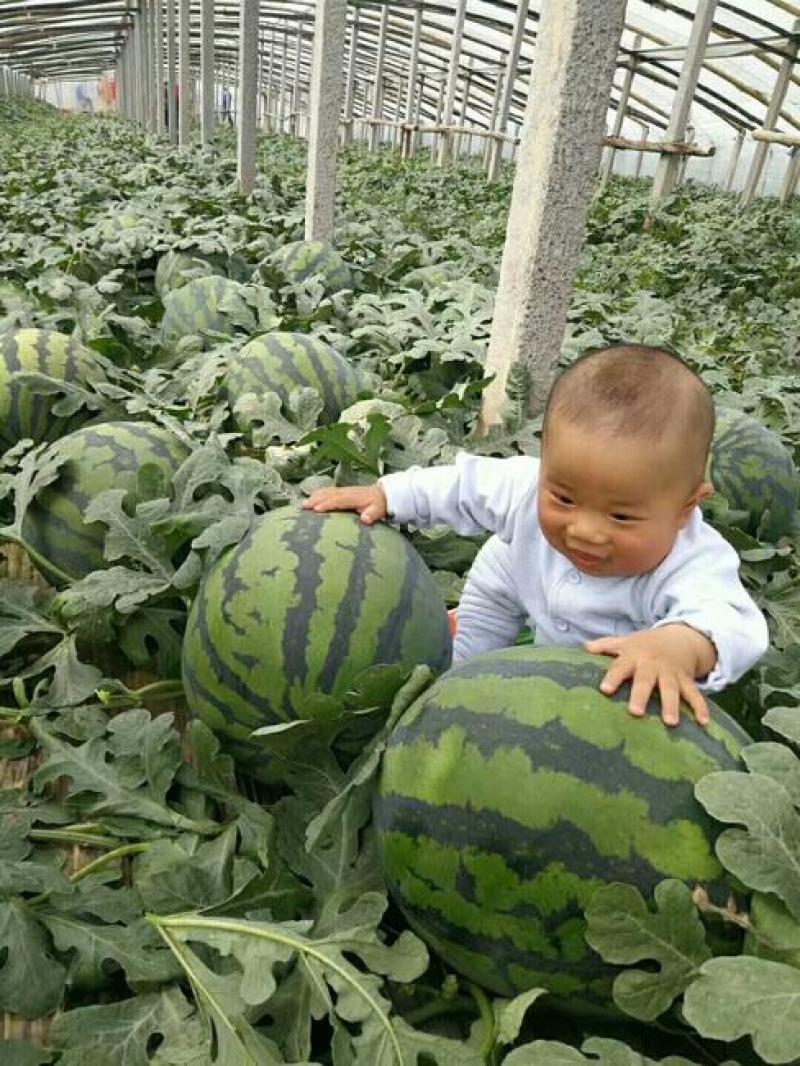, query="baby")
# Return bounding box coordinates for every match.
[303,344,769,727]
